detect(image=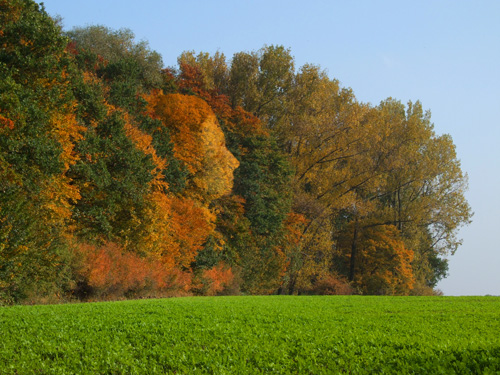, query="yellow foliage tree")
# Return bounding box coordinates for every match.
[146,92,239,202]
[336,222,415,295]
